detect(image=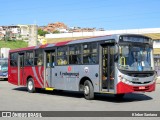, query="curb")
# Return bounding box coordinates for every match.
[156,79,160,84]
[156,78,160,84]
